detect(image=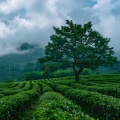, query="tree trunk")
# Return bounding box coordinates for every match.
[75,72,80,81]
